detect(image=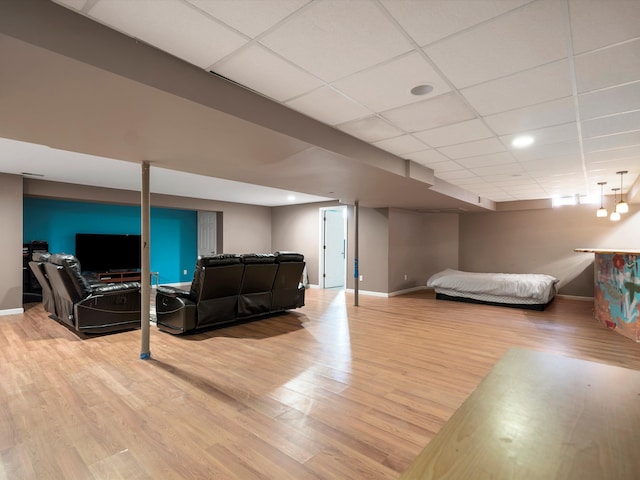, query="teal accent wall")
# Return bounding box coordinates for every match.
[23,198,196,284]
